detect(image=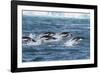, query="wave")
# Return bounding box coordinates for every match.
[22,32,84,48]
